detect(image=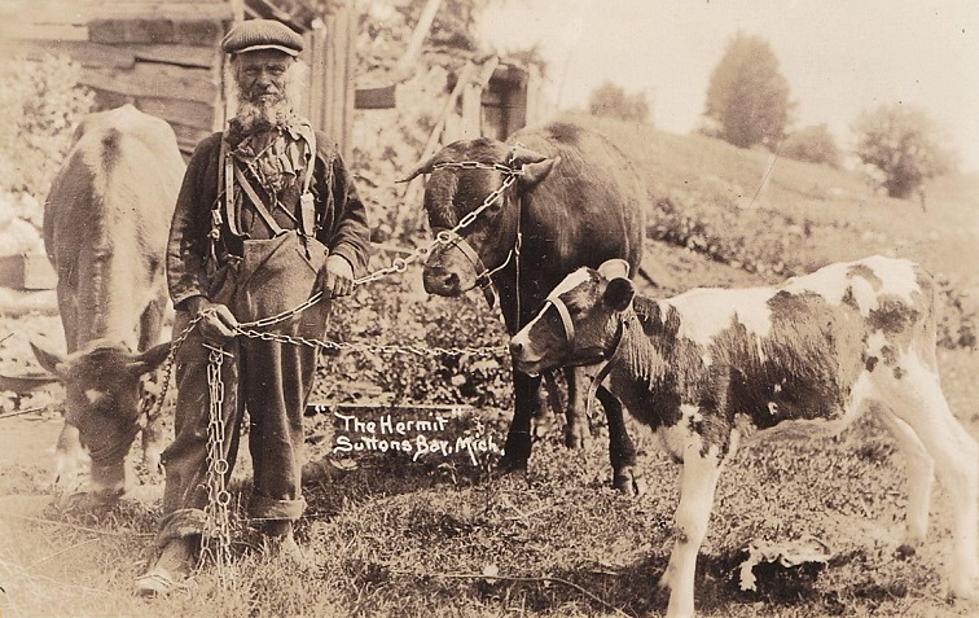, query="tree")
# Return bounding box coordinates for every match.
[587,81,651,124]
[704,33,791,149]
[781,124,841,168]
[852,104,954,199]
